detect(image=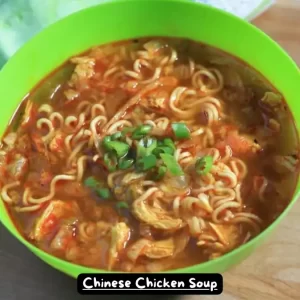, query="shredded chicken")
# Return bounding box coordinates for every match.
[69,56,96,89]
[126,237,176,261]
[7,153,28,181]
[30,200,81,241]
[108,222,130,270]
[64,89,79,101]
[126,238,152,262]
[132,196,183,230]
[144,237,175,259]
[3,133,17,147]
[96,221,112,237]
[50,225,74,251]
[139,90,169,115]
[196,223,240,255]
